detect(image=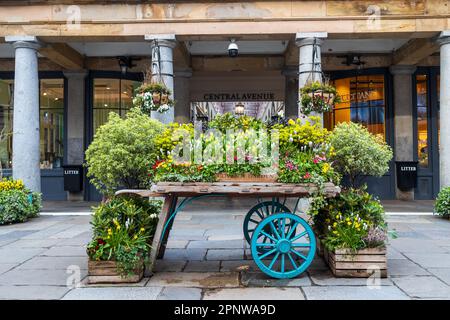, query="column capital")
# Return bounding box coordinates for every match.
[145,34,177,48]
[389,65,417,75]
[437,30,450,46]
[5,35,42,50]
[175,68,192,78]
[295,32,327,47]
[63,70,88,79]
